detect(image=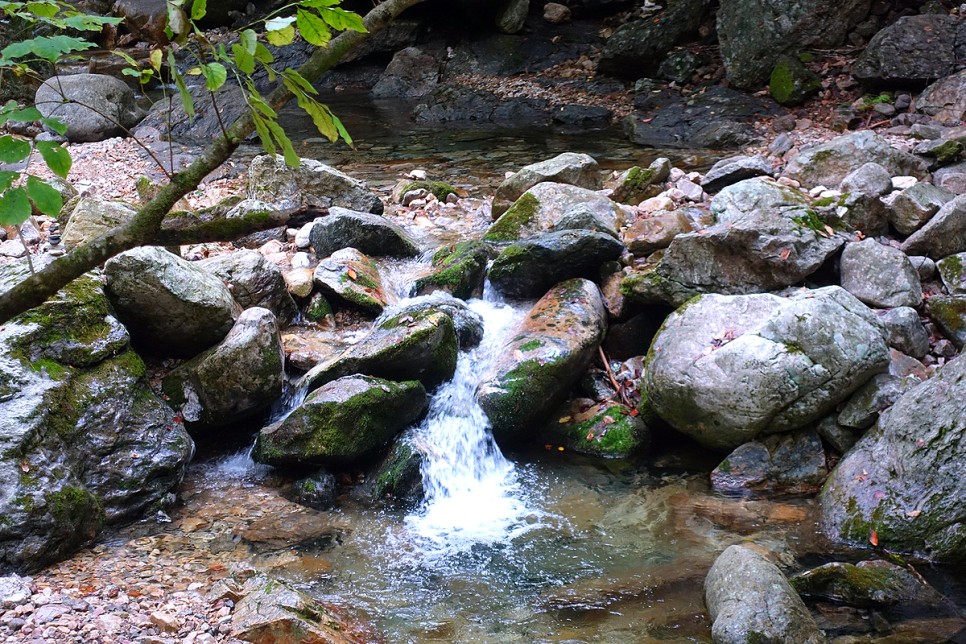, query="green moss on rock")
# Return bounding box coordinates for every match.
[401,180,459,201]
[483,192,541,242]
